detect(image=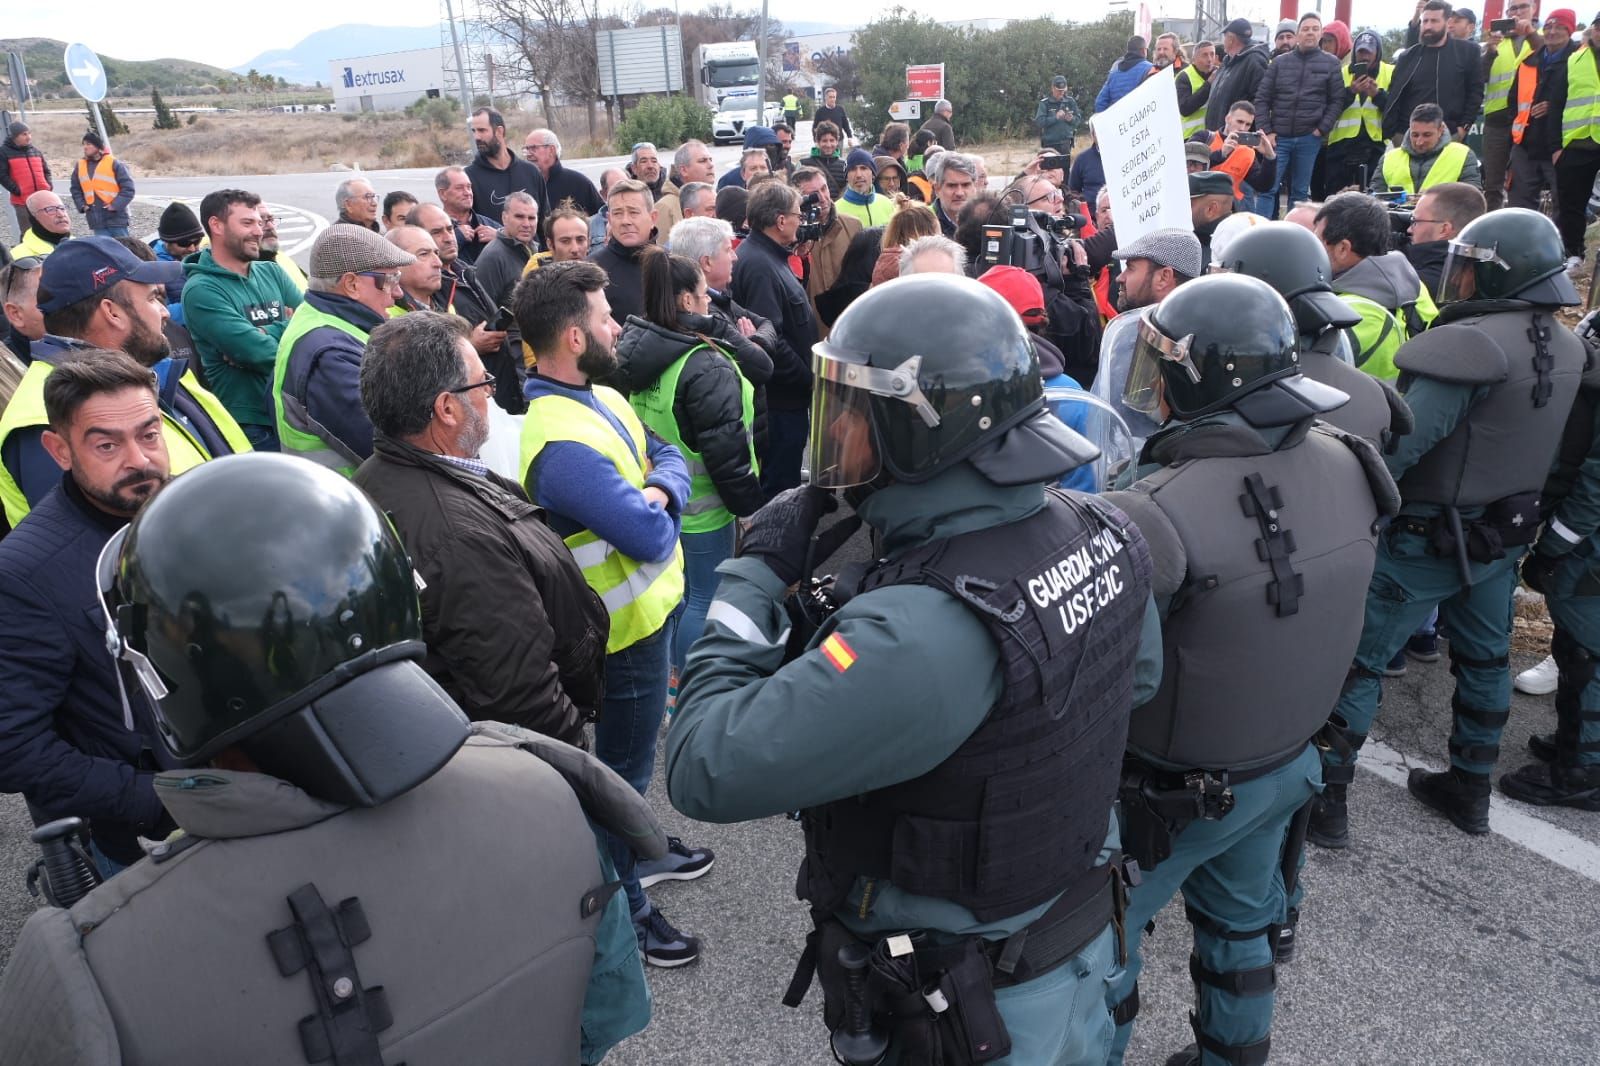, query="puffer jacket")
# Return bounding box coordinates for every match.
[0,137,51,207]
[1096,54,1155,112]
[706,288,775,455]
[1205,42,1272,130]
[350,436,607,747]
[612,317,766,518]
[1254,44,1346,137]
